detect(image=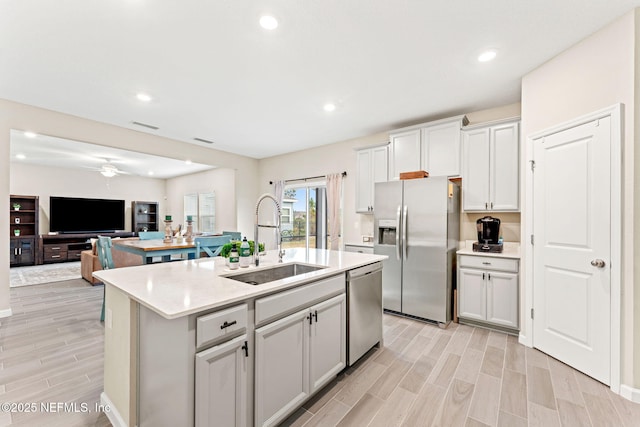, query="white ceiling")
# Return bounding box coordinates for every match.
[2,1,640,159]
[10,131,213,179]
